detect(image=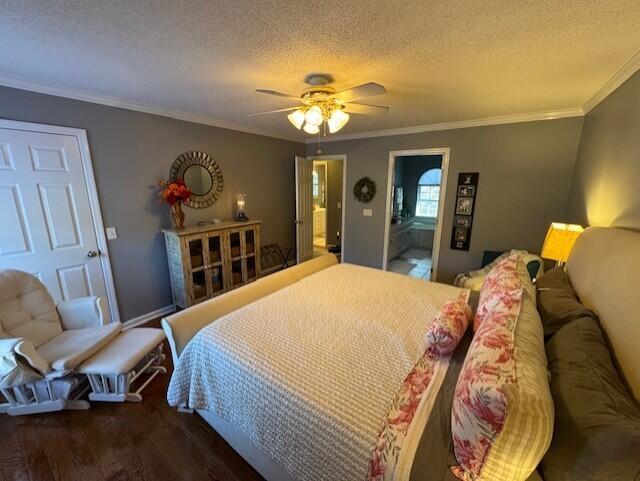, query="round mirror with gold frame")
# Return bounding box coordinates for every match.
[170,151,224,208]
